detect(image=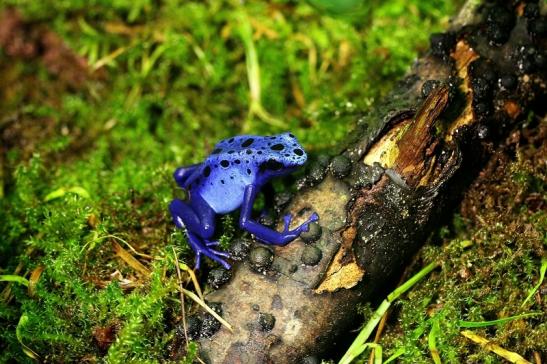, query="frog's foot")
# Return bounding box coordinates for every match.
[282,212,319,235]
[198,247,231,270]
[193,246,231,270]
[187,231,231,270]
